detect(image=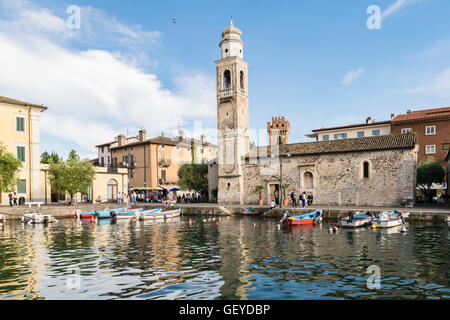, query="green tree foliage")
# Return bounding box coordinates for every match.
[255,185,265,200]
[417,157,445,202]
[0,144,22,192]
[41,151,62,164]
[177,163,208,194]
[47,150,95,205]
